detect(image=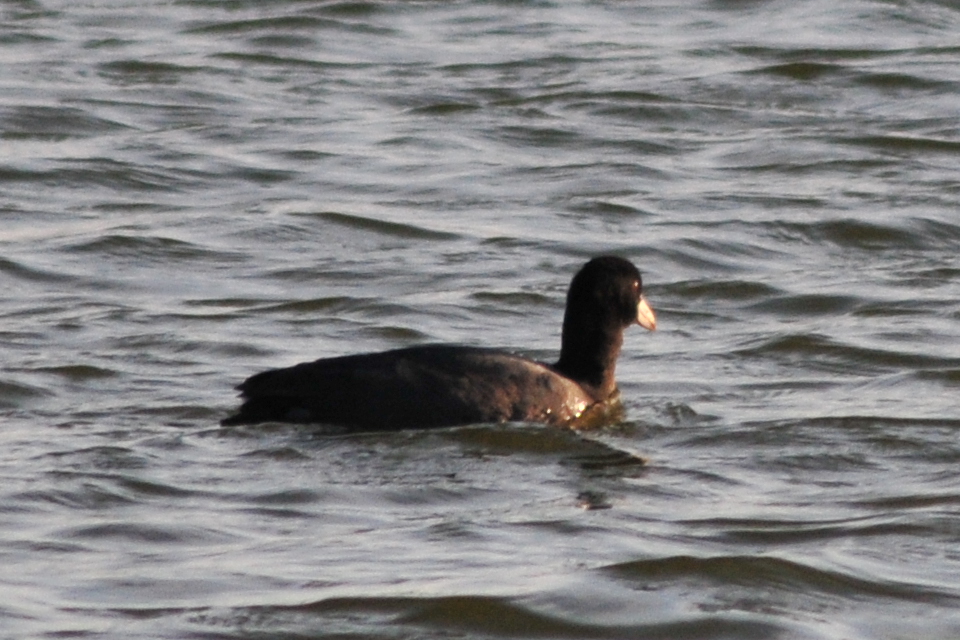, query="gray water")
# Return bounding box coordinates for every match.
[2,0,960,638]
